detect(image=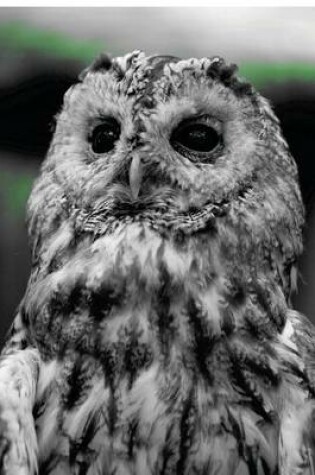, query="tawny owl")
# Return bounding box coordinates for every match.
[0,50,314,475]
